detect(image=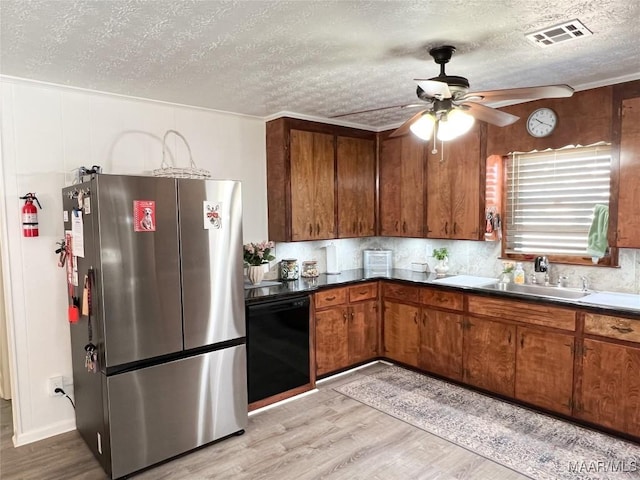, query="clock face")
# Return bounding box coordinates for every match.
[526,108,557,138]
